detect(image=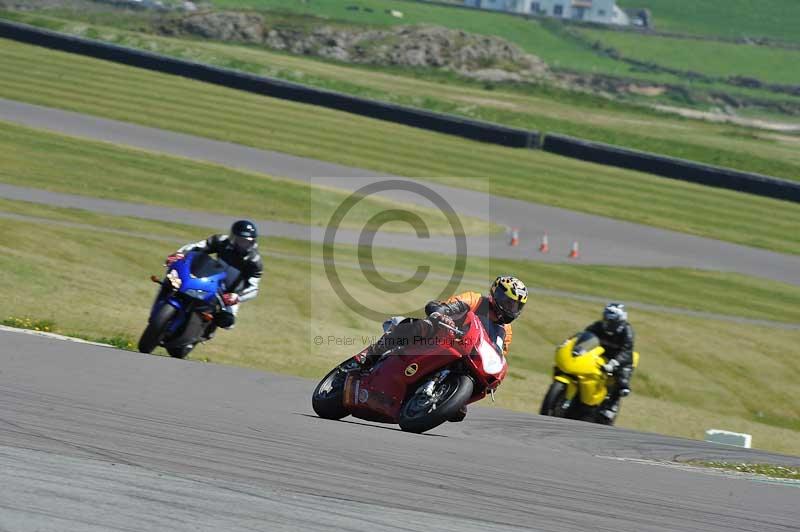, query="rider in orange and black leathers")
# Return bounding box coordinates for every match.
[362,276,528,421]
